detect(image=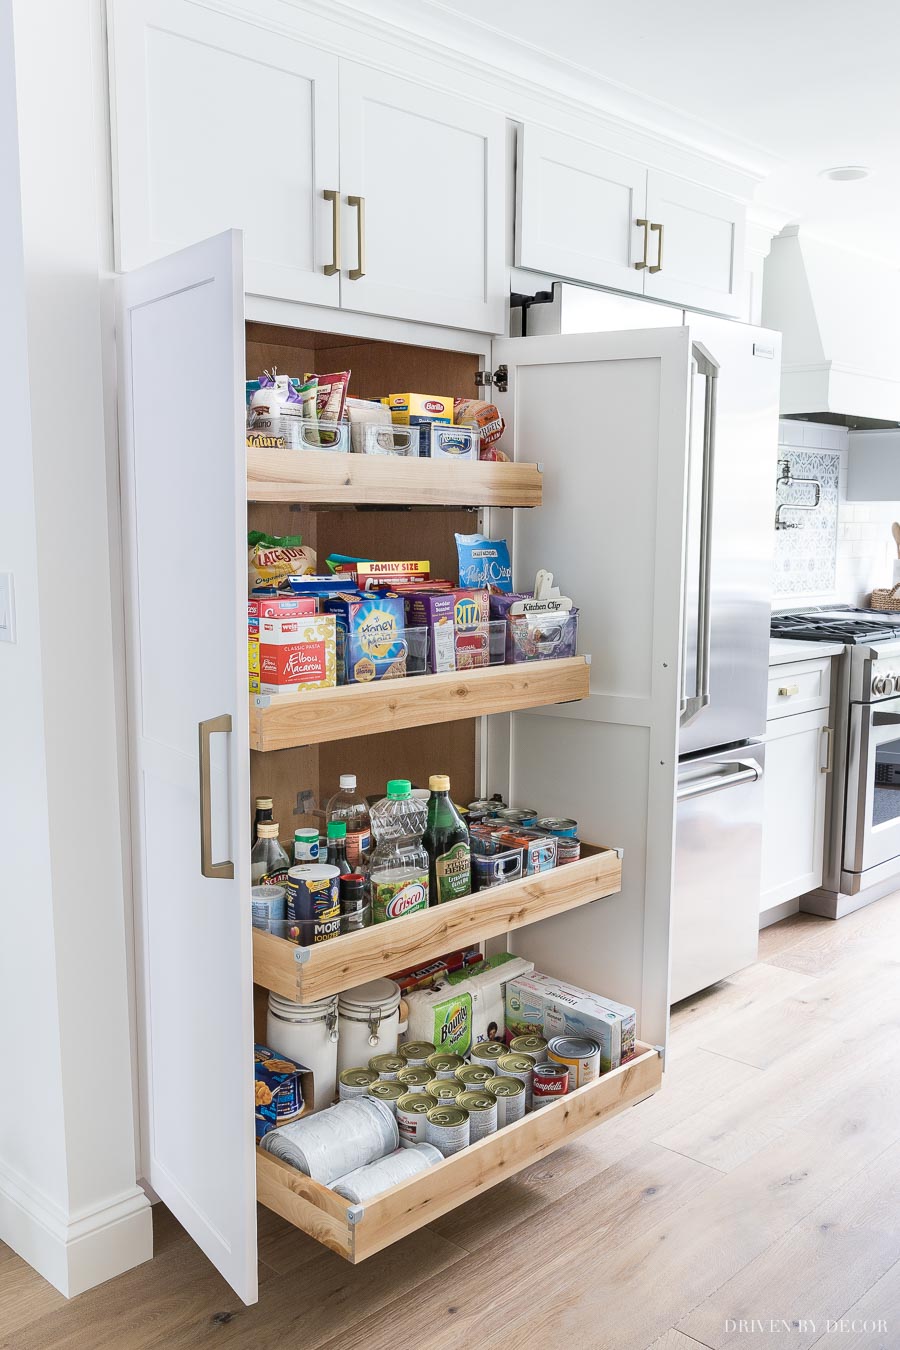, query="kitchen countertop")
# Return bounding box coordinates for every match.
[769,638,845,666]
